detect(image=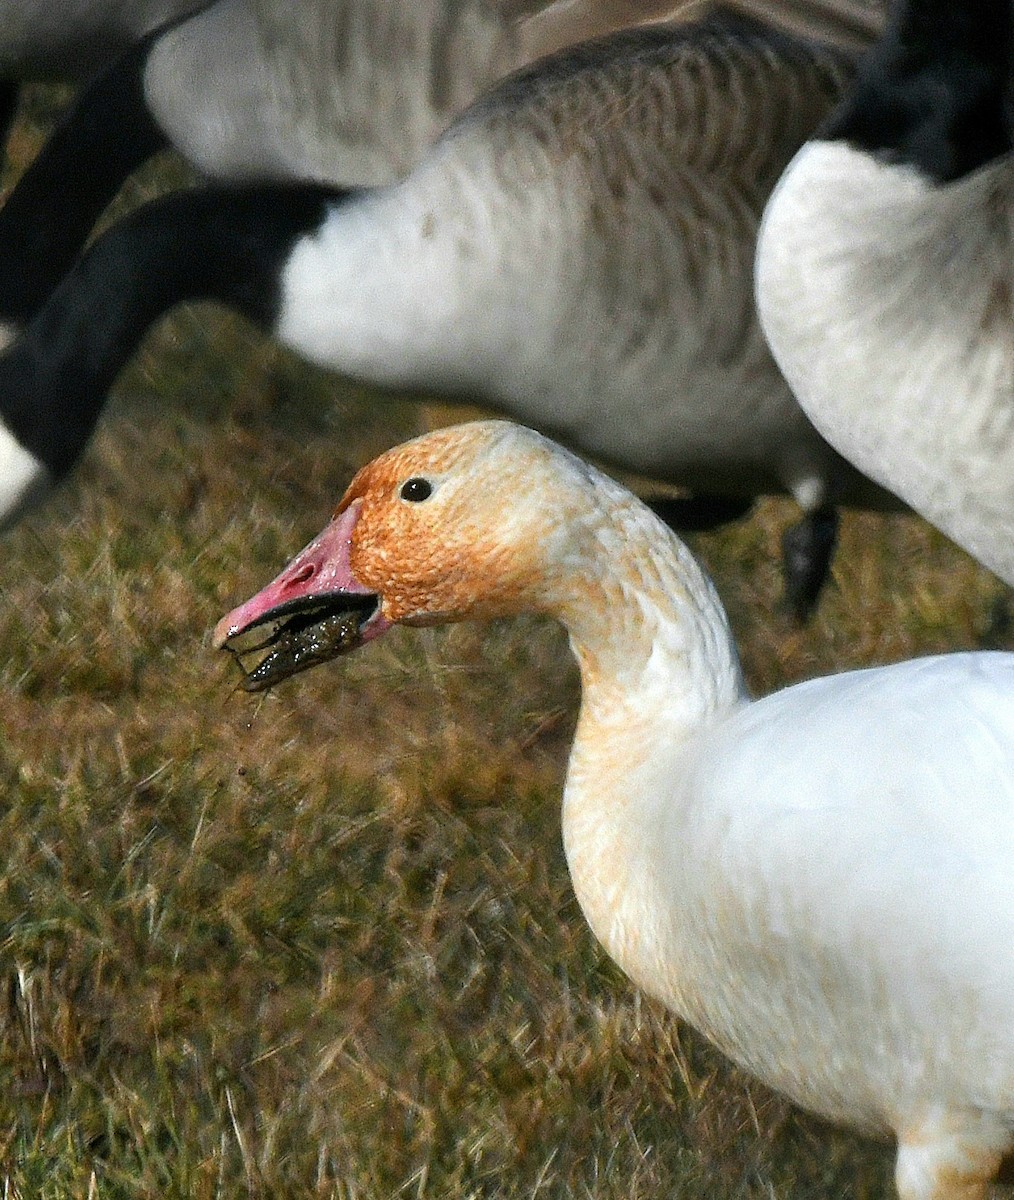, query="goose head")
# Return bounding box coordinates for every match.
[213,421,598,689]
